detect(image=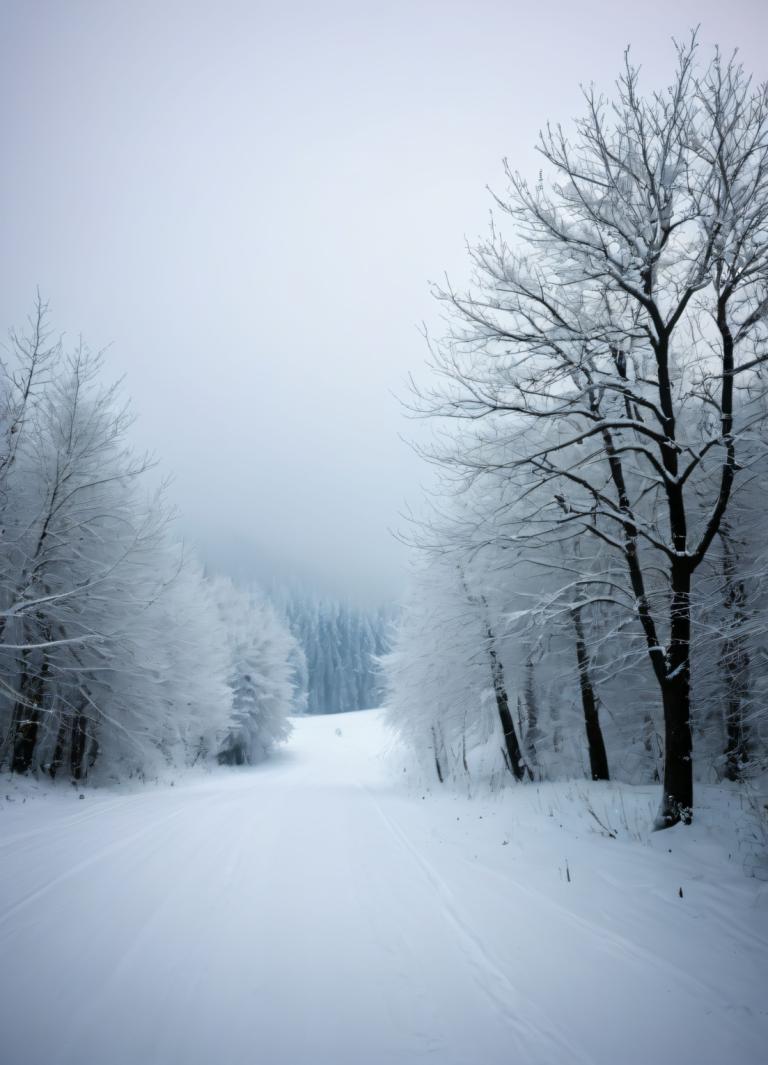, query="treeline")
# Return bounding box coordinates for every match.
[276,587,392,714]
[0,302,297,782]
[385,40,768,829]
